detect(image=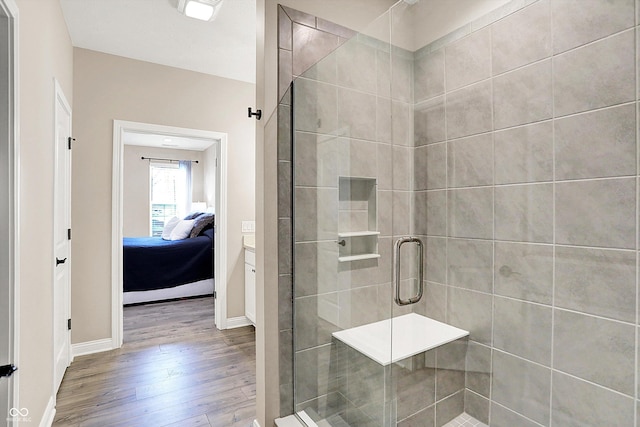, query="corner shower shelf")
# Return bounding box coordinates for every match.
[338,253,381,263]
[332,313,469,366]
